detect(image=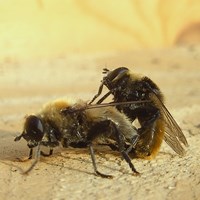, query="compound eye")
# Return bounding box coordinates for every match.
[105,67,128,82]
[24,115,44,142]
